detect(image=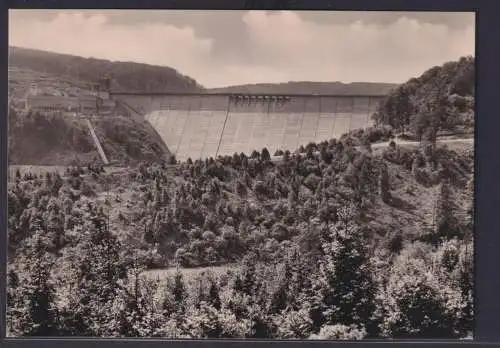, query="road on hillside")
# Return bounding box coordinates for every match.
[269,137,474,162]
[370,137,474,149]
